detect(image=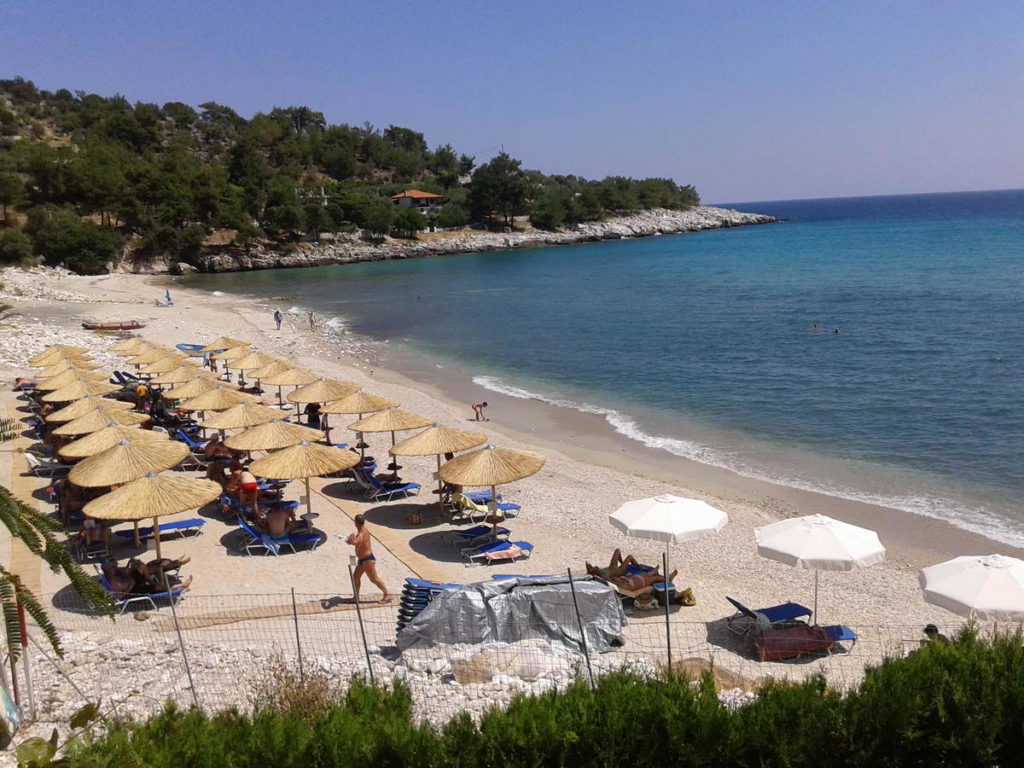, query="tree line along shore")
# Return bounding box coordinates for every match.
[0,77,777,276]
